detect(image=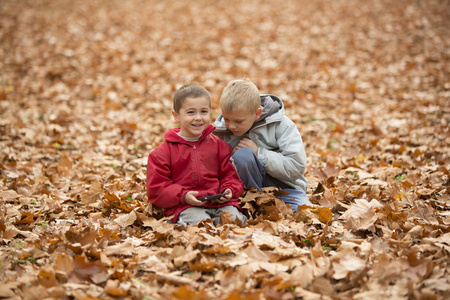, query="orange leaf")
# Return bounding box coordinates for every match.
[318,207,333,224]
